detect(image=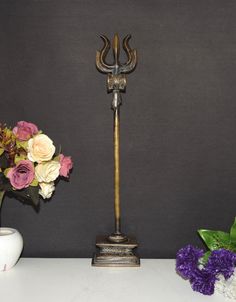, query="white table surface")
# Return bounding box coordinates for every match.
[0,258,225,302]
